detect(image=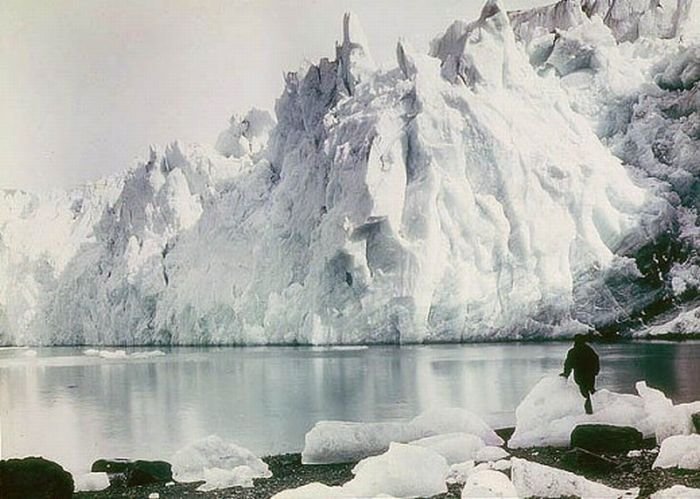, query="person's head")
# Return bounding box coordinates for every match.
[574,334,587,346]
